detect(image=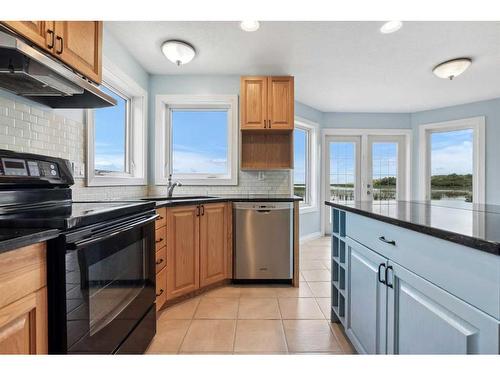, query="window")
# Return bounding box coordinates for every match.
[329,141,357,202]
[87,61,147,186]
[418,117,485,204]
[293,119,318,211]
[155,95,238,185]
